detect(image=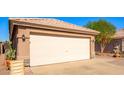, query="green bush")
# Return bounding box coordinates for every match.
[5,41,16,60]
